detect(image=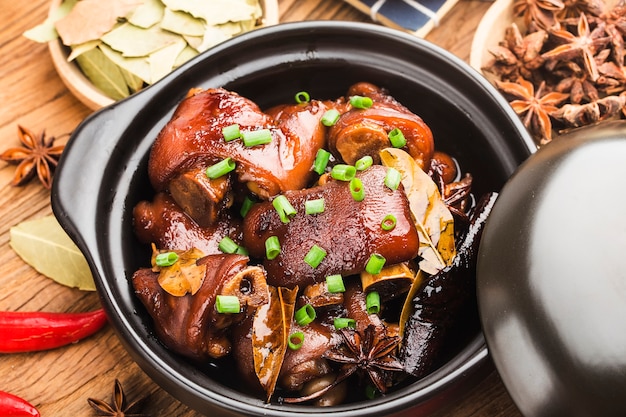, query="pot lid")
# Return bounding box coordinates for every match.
[476,120,626,417]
